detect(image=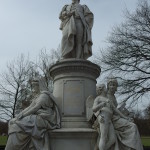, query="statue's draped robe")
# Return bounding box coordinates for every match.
[110,115,143,150]
[59,4,93,59]
[107,94,143,150]
[5,92,60,150]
